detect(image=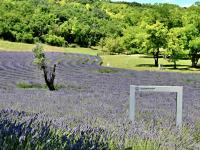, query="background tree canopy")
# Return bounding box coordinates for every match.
[1,0,200,67]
